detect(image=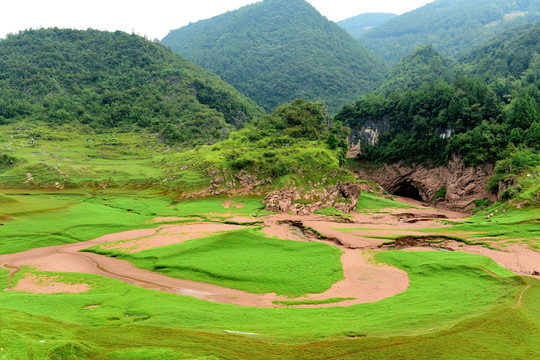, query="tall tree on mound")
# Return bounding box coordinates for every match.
[0,28,264,145]
[161,0,388,113]
[359,0,540,66]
